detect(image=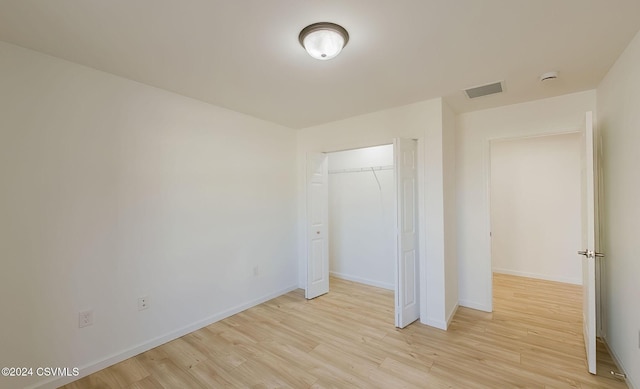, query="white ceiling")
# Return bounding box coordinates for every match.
[1,1,639,129]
